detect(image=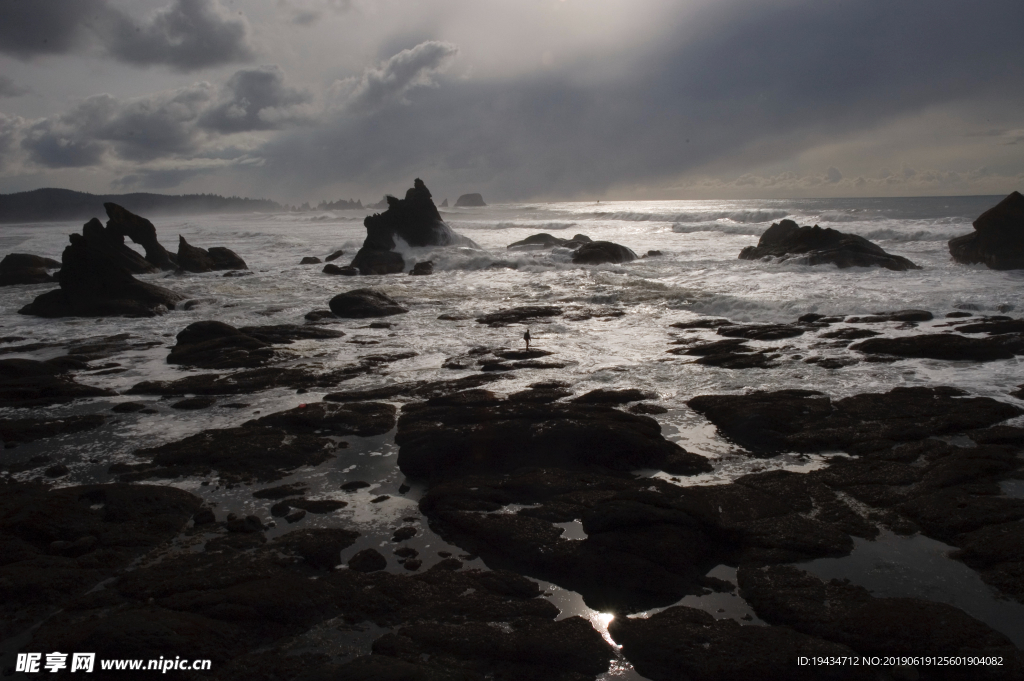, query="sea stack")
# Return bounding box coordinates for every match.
[948,191,1024,269]
[739,219,920,271]
[455,193,486,207]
